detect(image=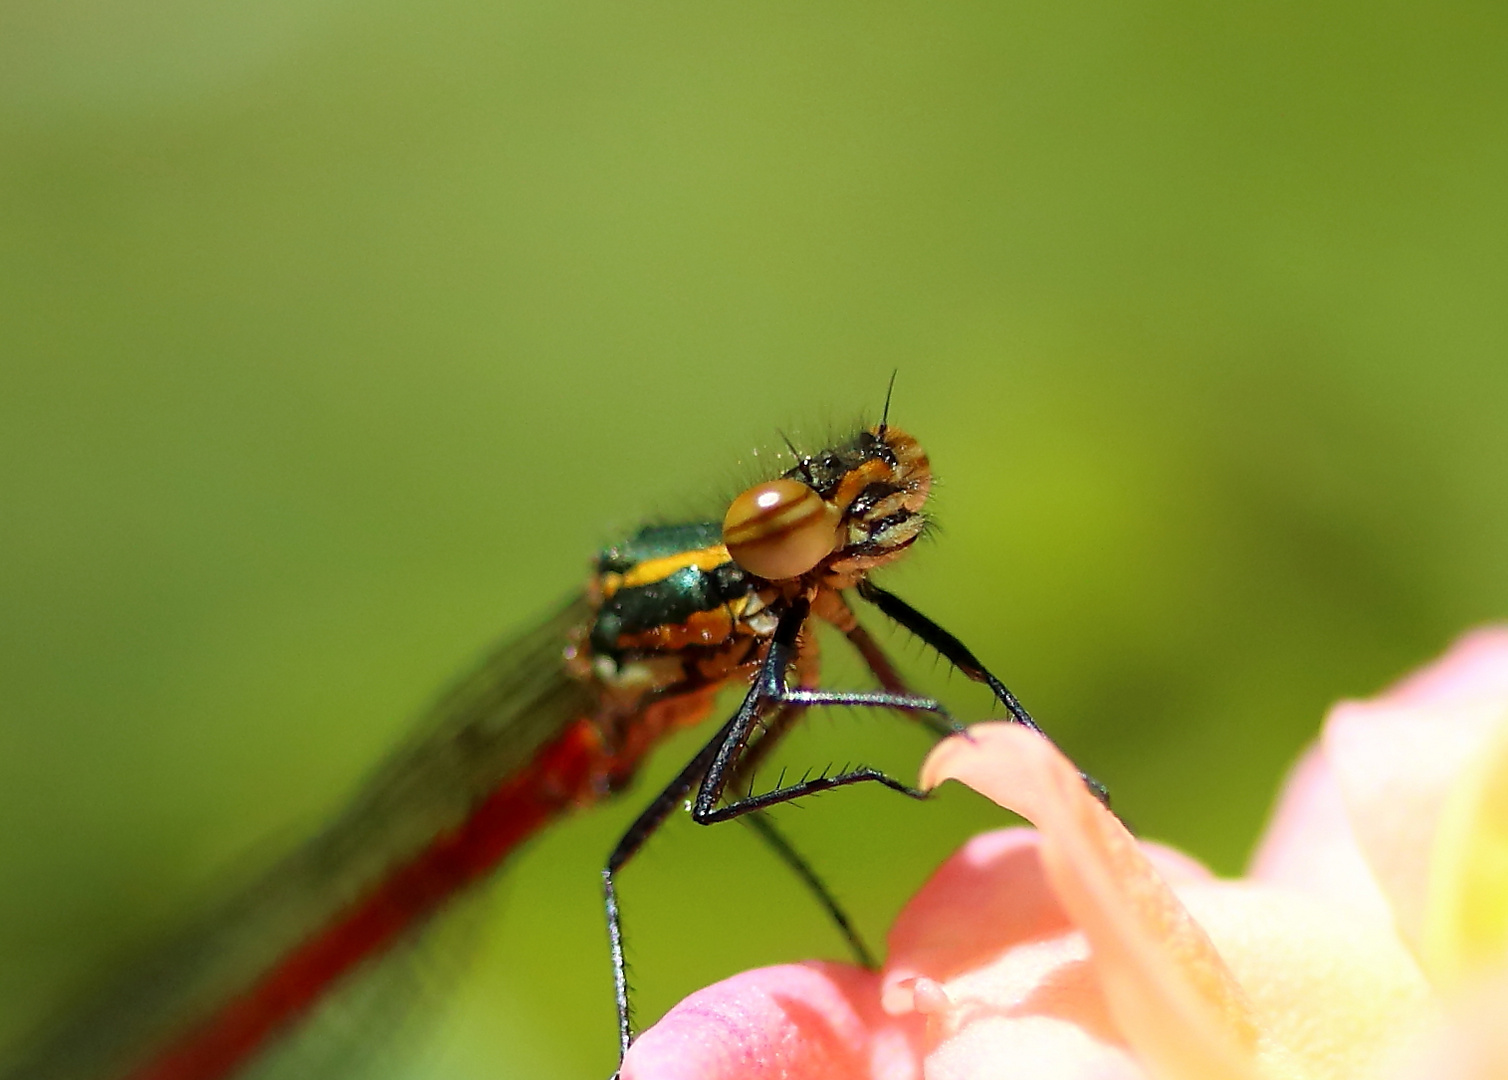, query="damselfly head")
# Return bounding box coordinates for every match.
[722,425,931,586]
